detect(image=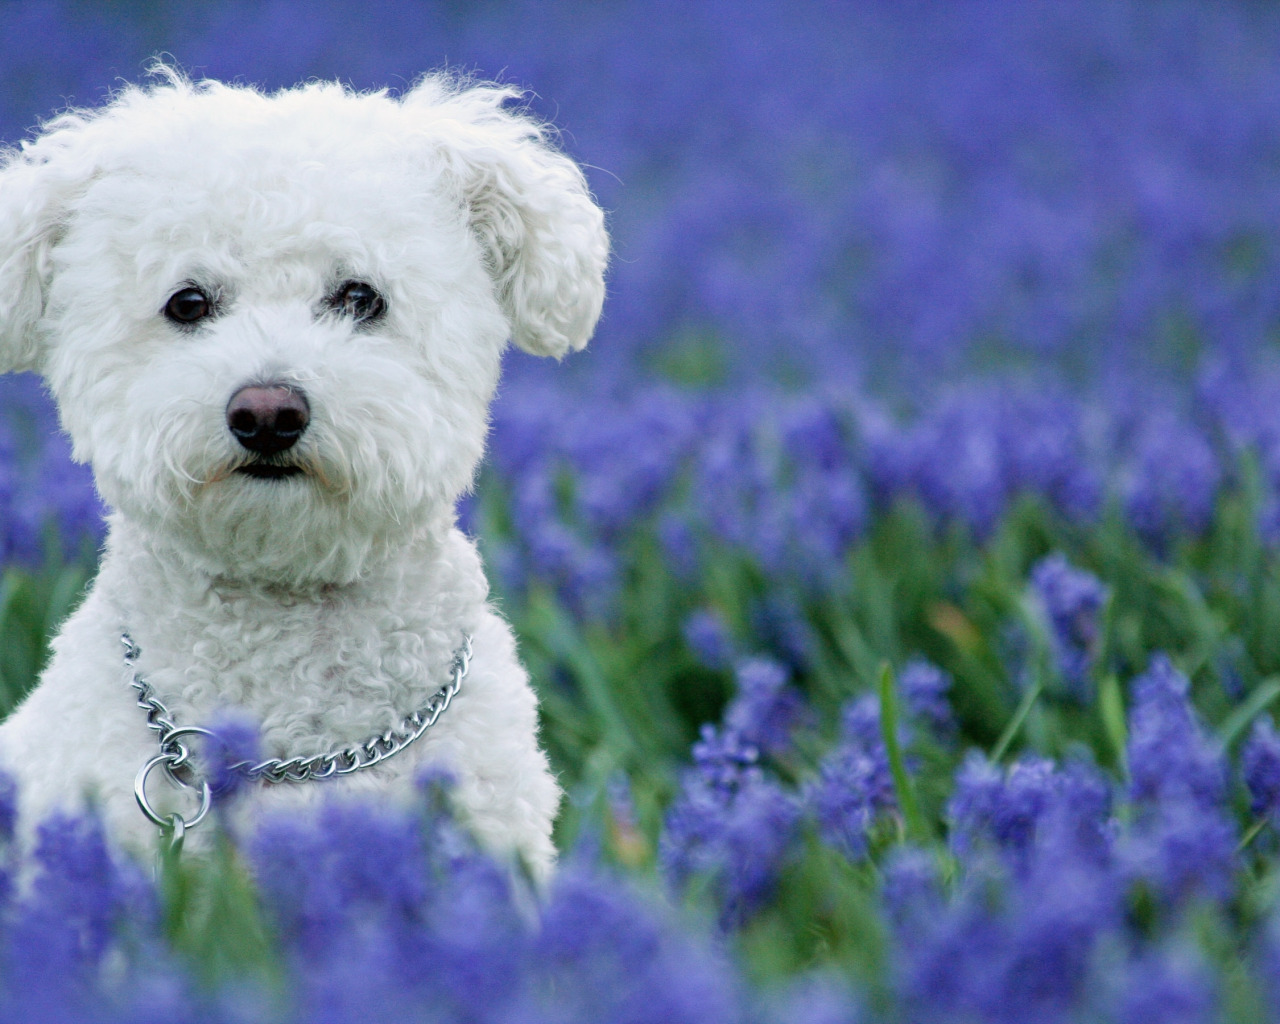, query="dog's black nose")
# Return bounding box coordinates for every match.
[226,384,310,456]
